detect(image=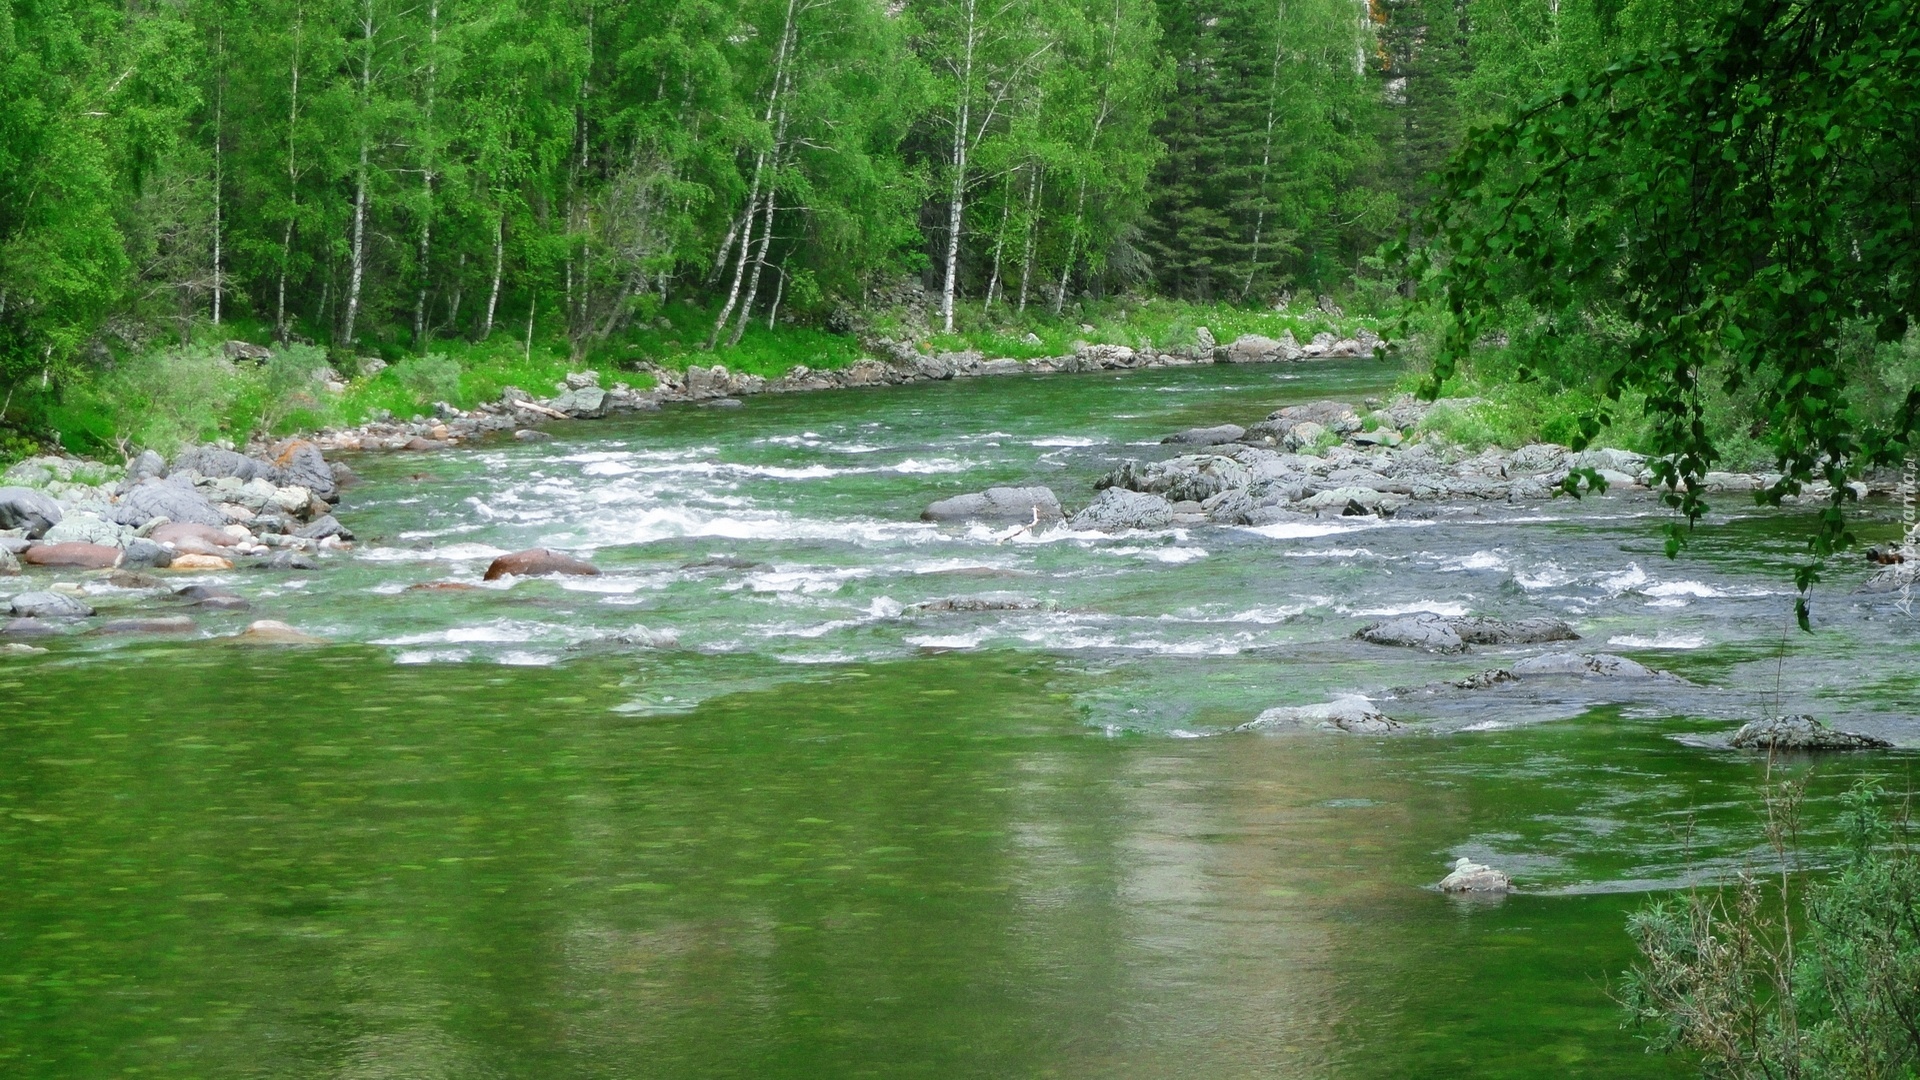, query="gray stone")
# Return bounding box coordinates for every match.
[294,514,353,541]
[270,441,336,500]
[1357,614,1467,653]
[1238,697,1403,735]
[552,386,608,418]
[9,591,93,618]
[1284,421,1328,451]
[1,618,66,637]
[1098,455,1254,504]
[1438,857,1511,893]
[0,487,63,538]
[1068,488,1175,531]
[922,486,1064,527]
[1202,488,1258,525]
[267,550,321,570]
[0,545,15,575]
[1729,715,1892,751]
[1508,652,1661,679]
[112,479,227,528]
[613,625,680,649]
[563,369,601,390]
[1224,333,1299,363]
[172,446,274,482]
[1452,617,1580,646]
[124,450,167,483]
[97,615,197,635]
[514,429,555,442]
[223,340,273,363]
[121,537,174,569]
[1162,424,1246,446]
[41,511,132,547]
